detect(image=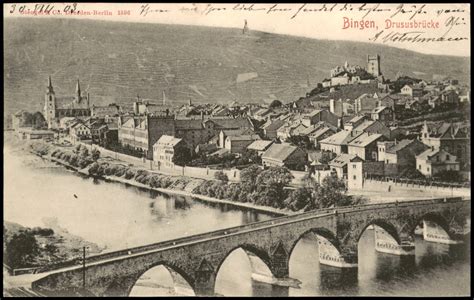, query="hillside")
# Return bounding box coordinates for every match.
[4,18,470,116]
